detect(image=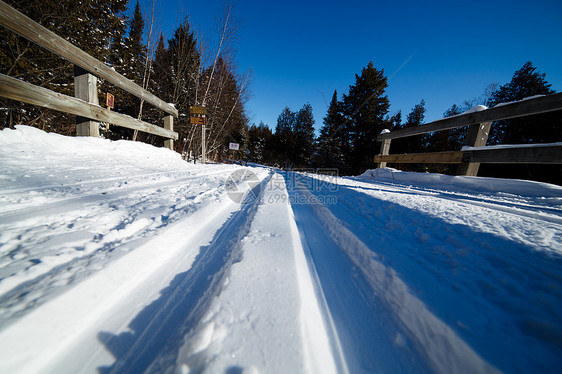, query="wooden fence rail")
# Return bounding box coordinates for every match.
[374,92,562,176]
[0,0,178,148]
[0,74,177,139]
